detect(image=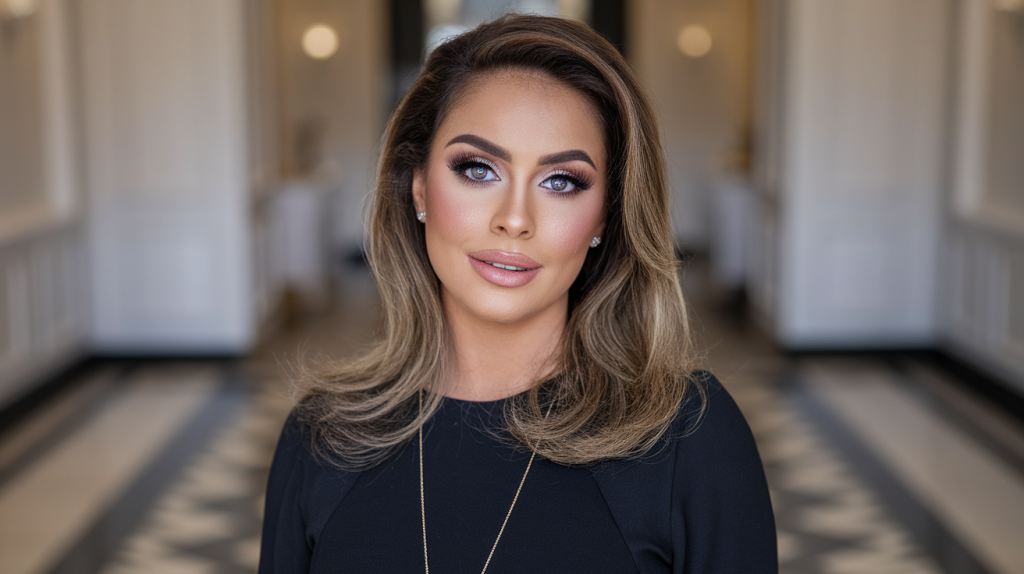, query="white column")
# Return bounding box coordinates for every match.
[942,0,1024,390]
[750,0,951,348]
[0,0,88,407]
[80,0,256,353]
